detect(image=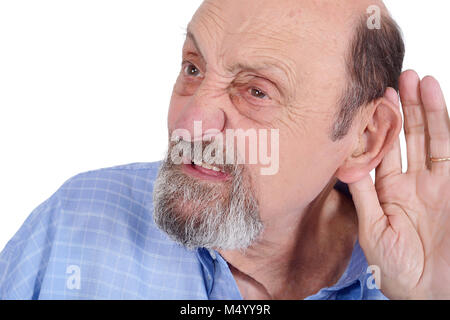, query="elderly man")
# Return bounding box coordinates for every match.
[0,0,449,300]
